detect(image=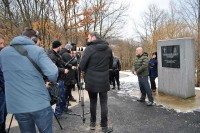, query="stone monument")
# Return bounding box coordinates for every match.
[157,38,195,98]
